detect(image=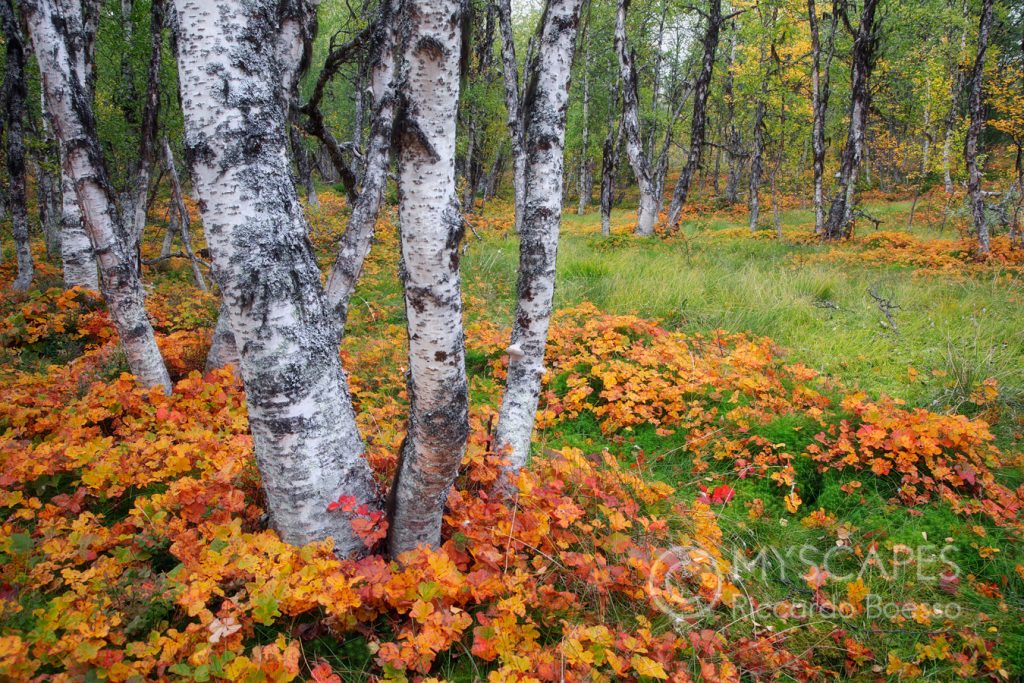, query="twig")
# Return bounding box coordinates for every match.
[867,285,899,334]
